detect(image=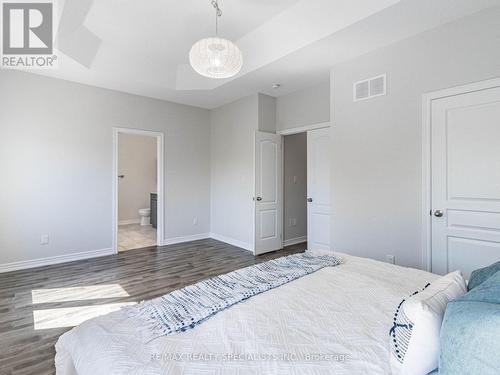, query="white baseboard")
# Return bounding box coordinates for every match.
[118,219,141,226]
[283,236,307,247]
[162,232,254,252]
[0,233,301,274]
[209,233,254,252]
[0,248,115,274]
[162,233,210,246]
